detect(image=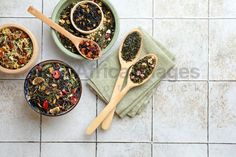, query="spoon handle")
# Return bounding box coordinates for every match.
[27,6,76,41]
[86,85,131,135]
[101,69,127,130]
